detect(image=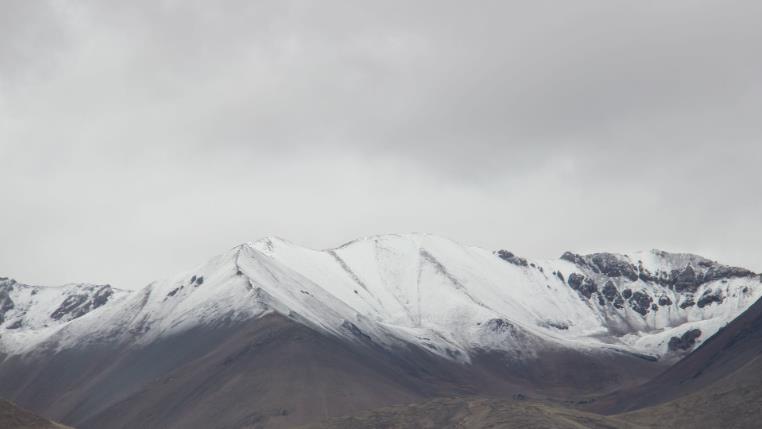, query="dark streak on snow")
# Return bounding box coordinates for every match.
[328,251,371,294]
[419,250,491,311]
